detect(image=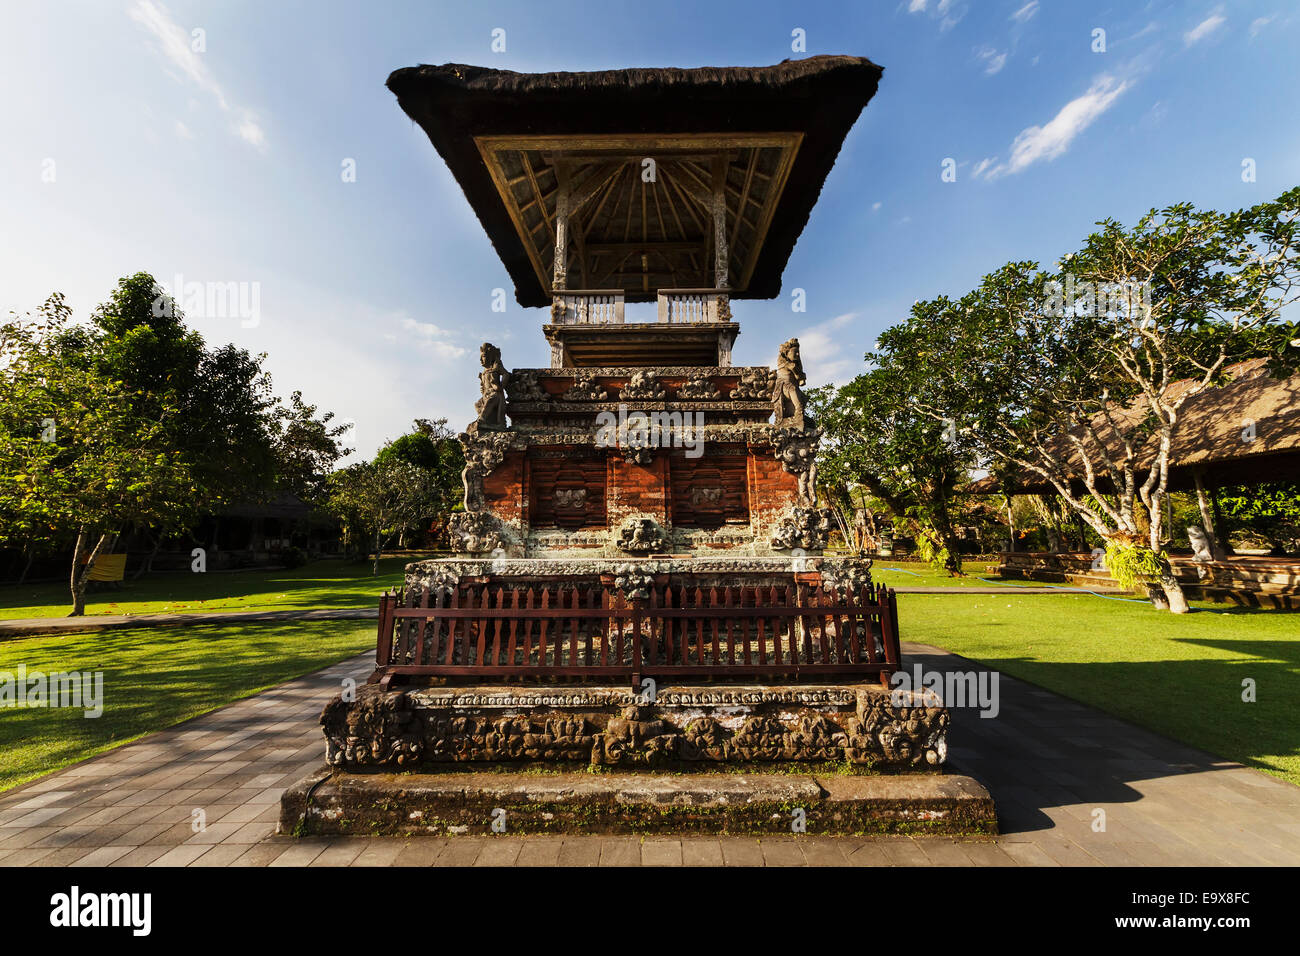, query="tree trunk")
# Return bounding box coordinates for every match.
[1191,470,1225,560]
[17,543,34,585]
[68,528,112,617]
[372,528,383,576]
[132,532,162,580]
